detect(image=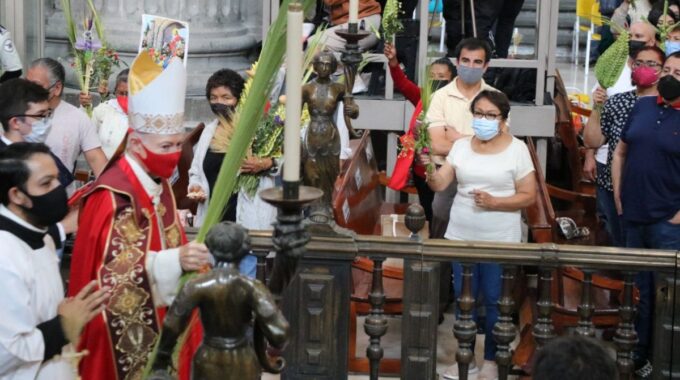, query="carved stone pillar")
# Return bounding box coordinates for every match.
[44,0,260,95]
